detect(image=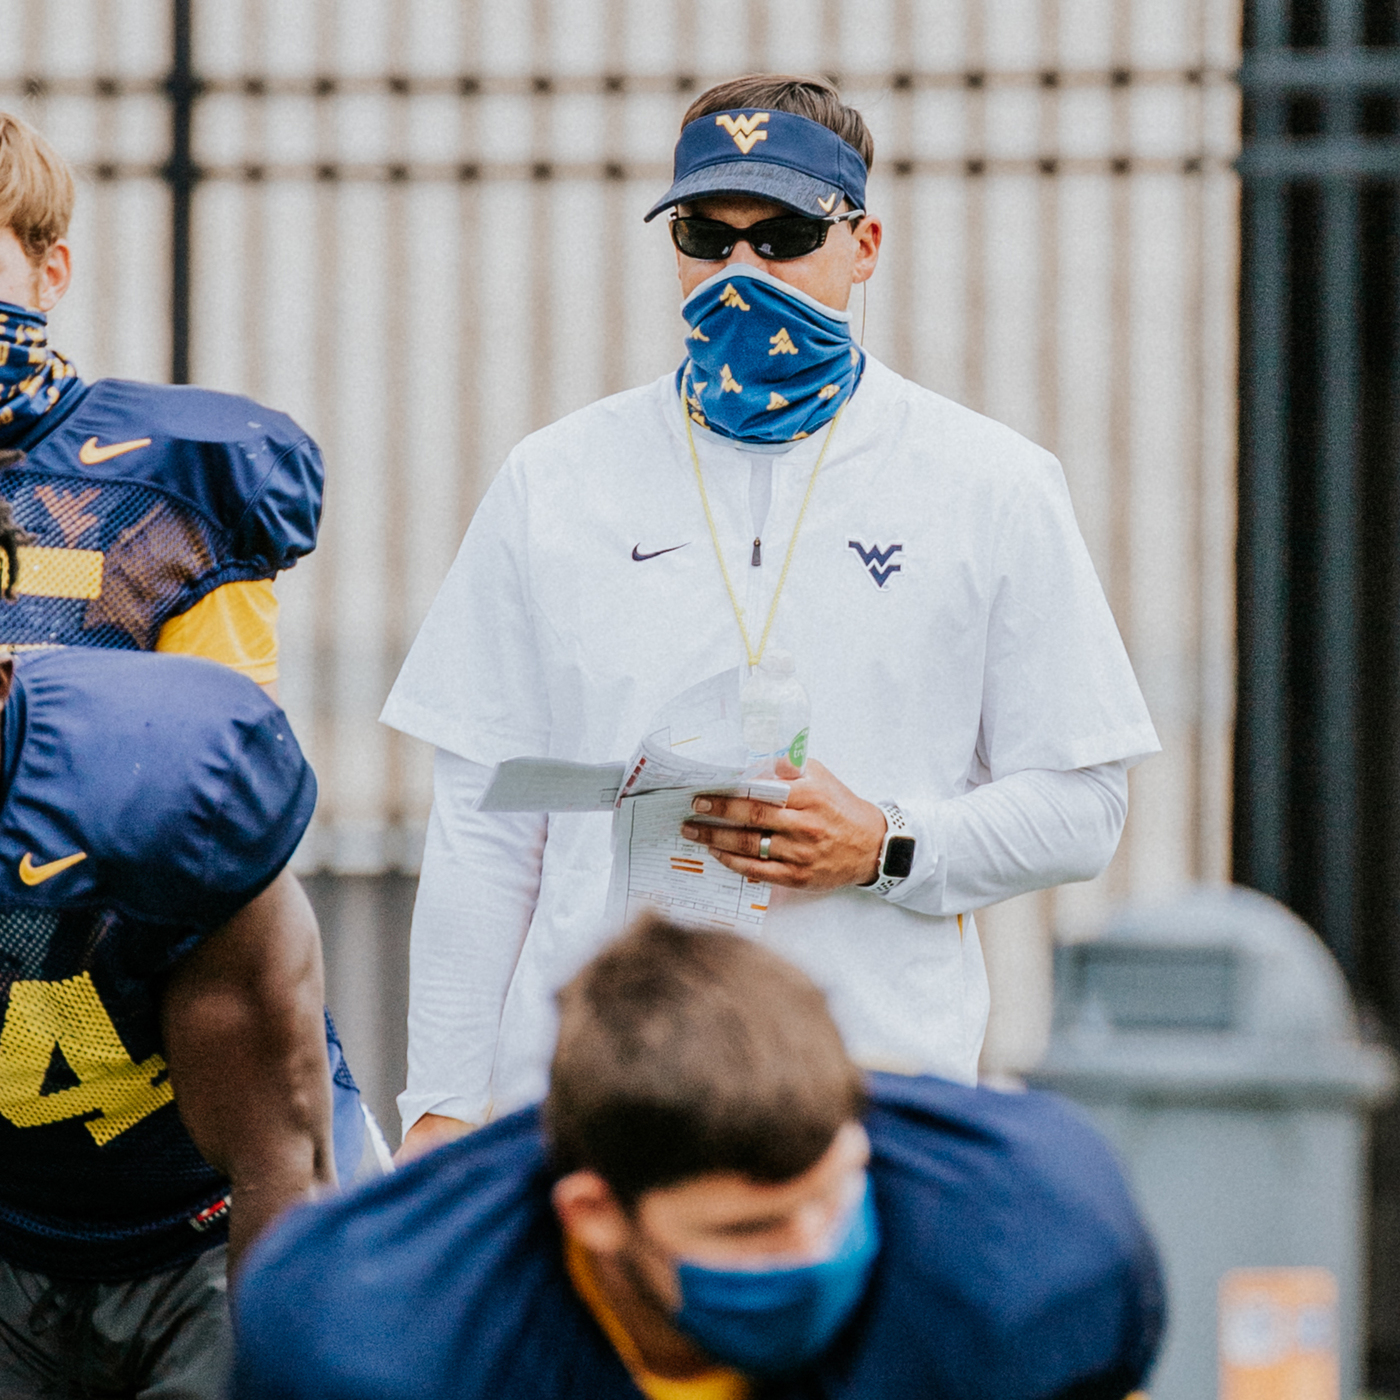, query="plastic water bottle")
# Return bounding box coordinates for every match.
[741,649,811,778]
